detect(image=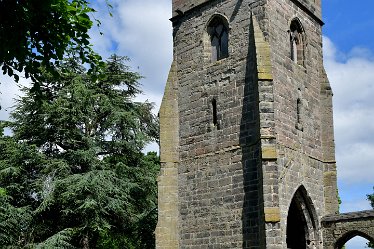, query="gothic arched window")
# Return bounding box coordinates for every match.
[208,17,229,62]
[290,19,305,66]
